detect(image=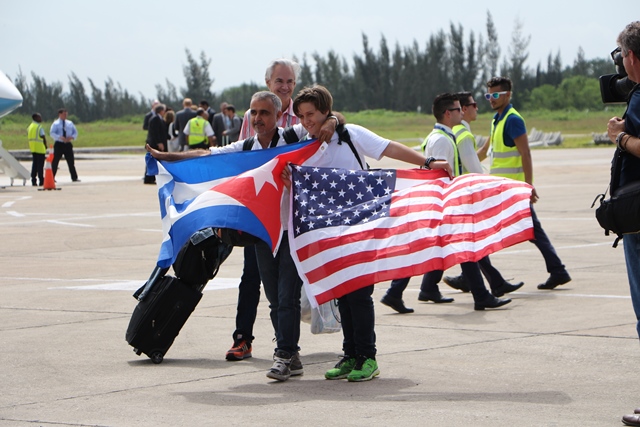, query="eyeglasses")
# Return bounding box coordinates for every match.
[463,102,478,108]
[484,91,508,100]
[447,107,461,112]
[611,46,621,60]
